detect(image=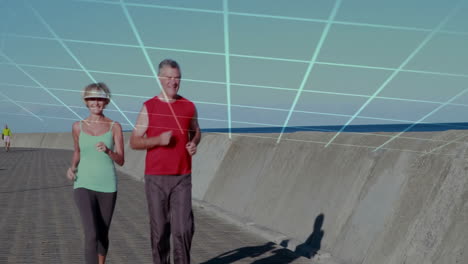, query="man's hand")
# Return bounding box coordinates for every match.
[186,141,197,156]
[158,131,172,146]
